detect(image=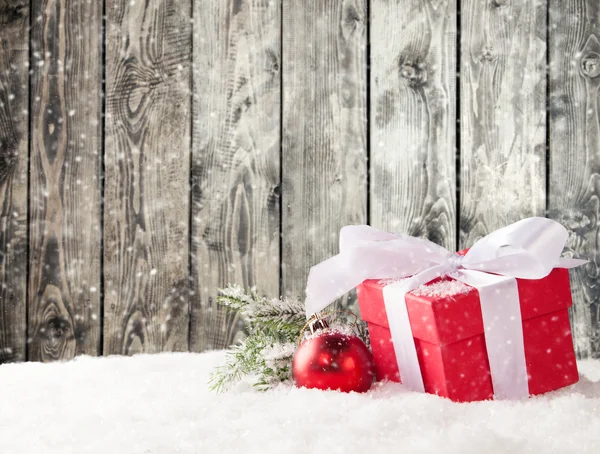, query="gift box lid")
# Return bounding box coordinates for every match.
[357,267,573,347]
